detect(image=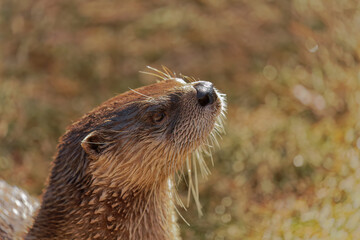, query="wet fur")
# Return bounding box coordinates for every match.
[1,68,226,240]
